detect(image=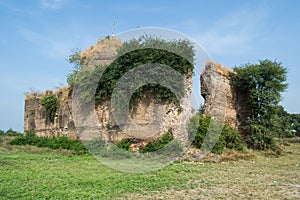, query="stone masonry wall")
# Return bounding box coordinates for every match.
[201,61,238,127]
[24,38,247,143]
[24,88,77,139]
[24,37,194,144]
